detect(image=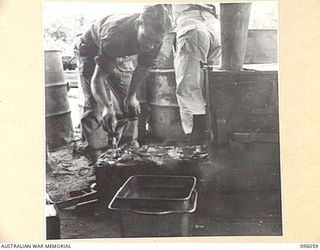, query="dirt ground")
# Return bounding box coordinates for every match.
[46,86,88,202]
[46,147,89,202]
[46,120,92,203]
